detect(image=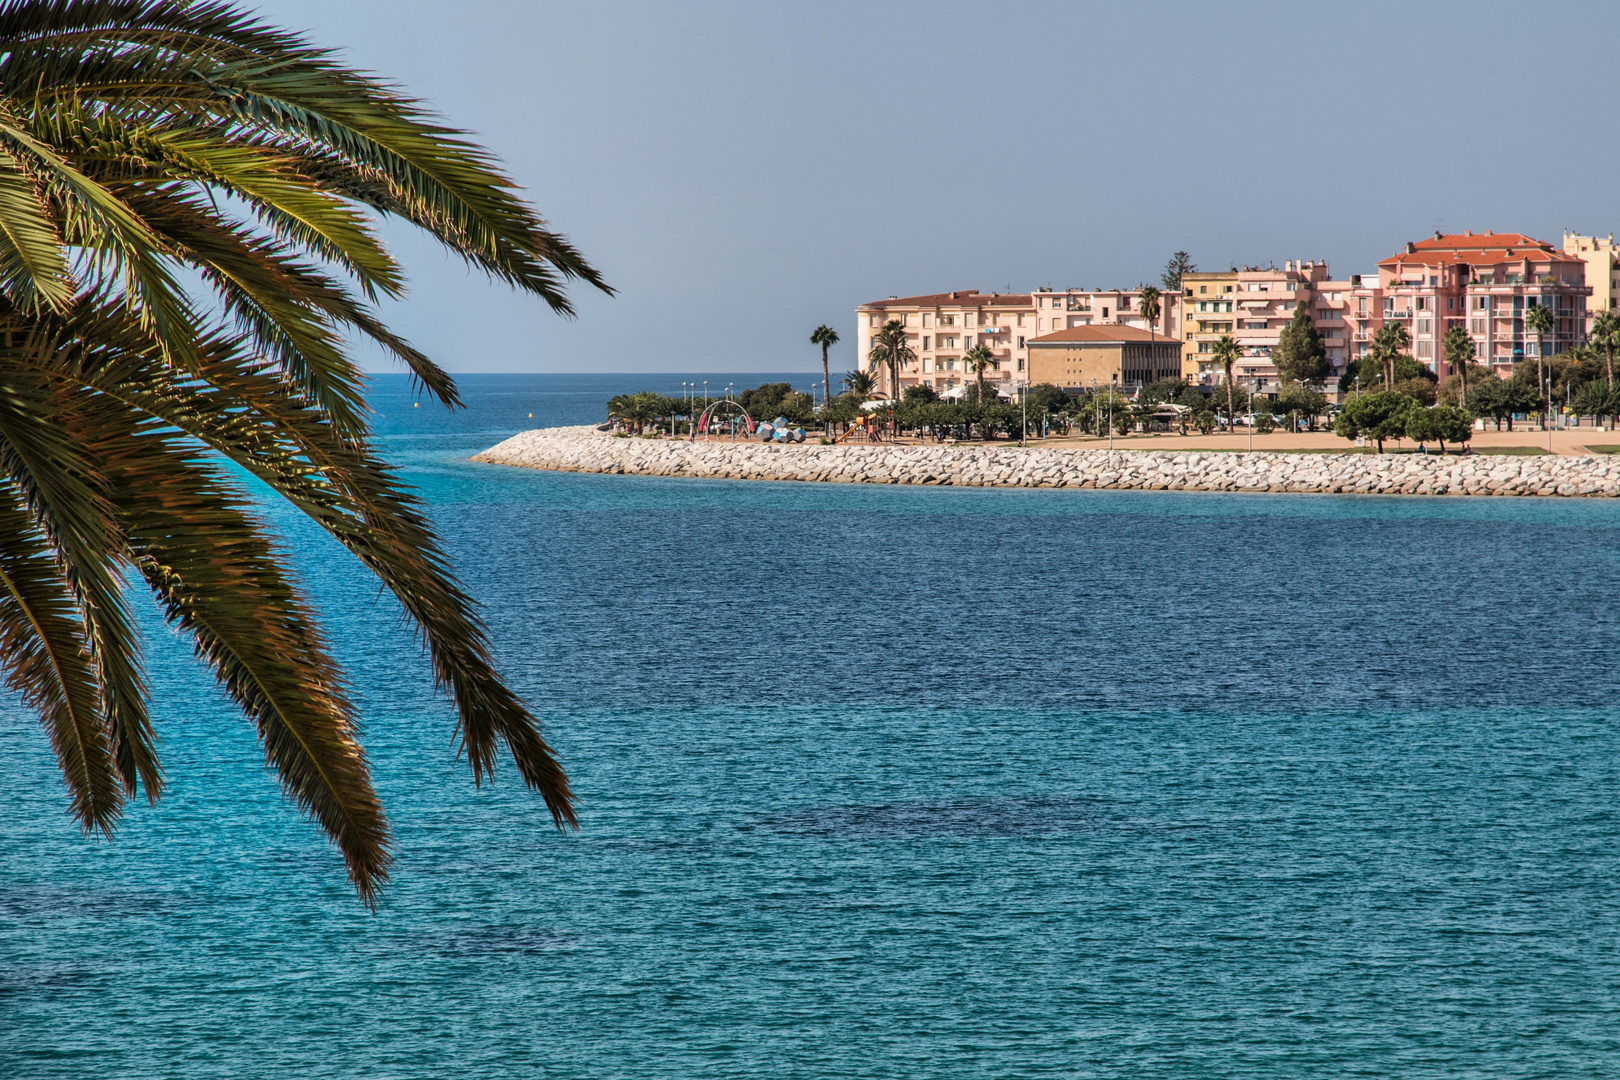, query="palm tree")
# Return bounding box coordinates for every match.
[1526,303,1554,427]
[1443,324,1475,401]
[0,1,611,903]
[842,369,876,401]
[866,320,915,429]
[1369,323,1409,390]
[1211,334,1242,427]
[1591,311,1618,392]
[1137,286,1162,334]
[963,342,995,400]
[810,325,839,408]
